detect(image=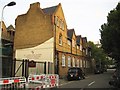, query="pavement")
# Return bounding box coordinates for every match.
[59,78,69,86]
